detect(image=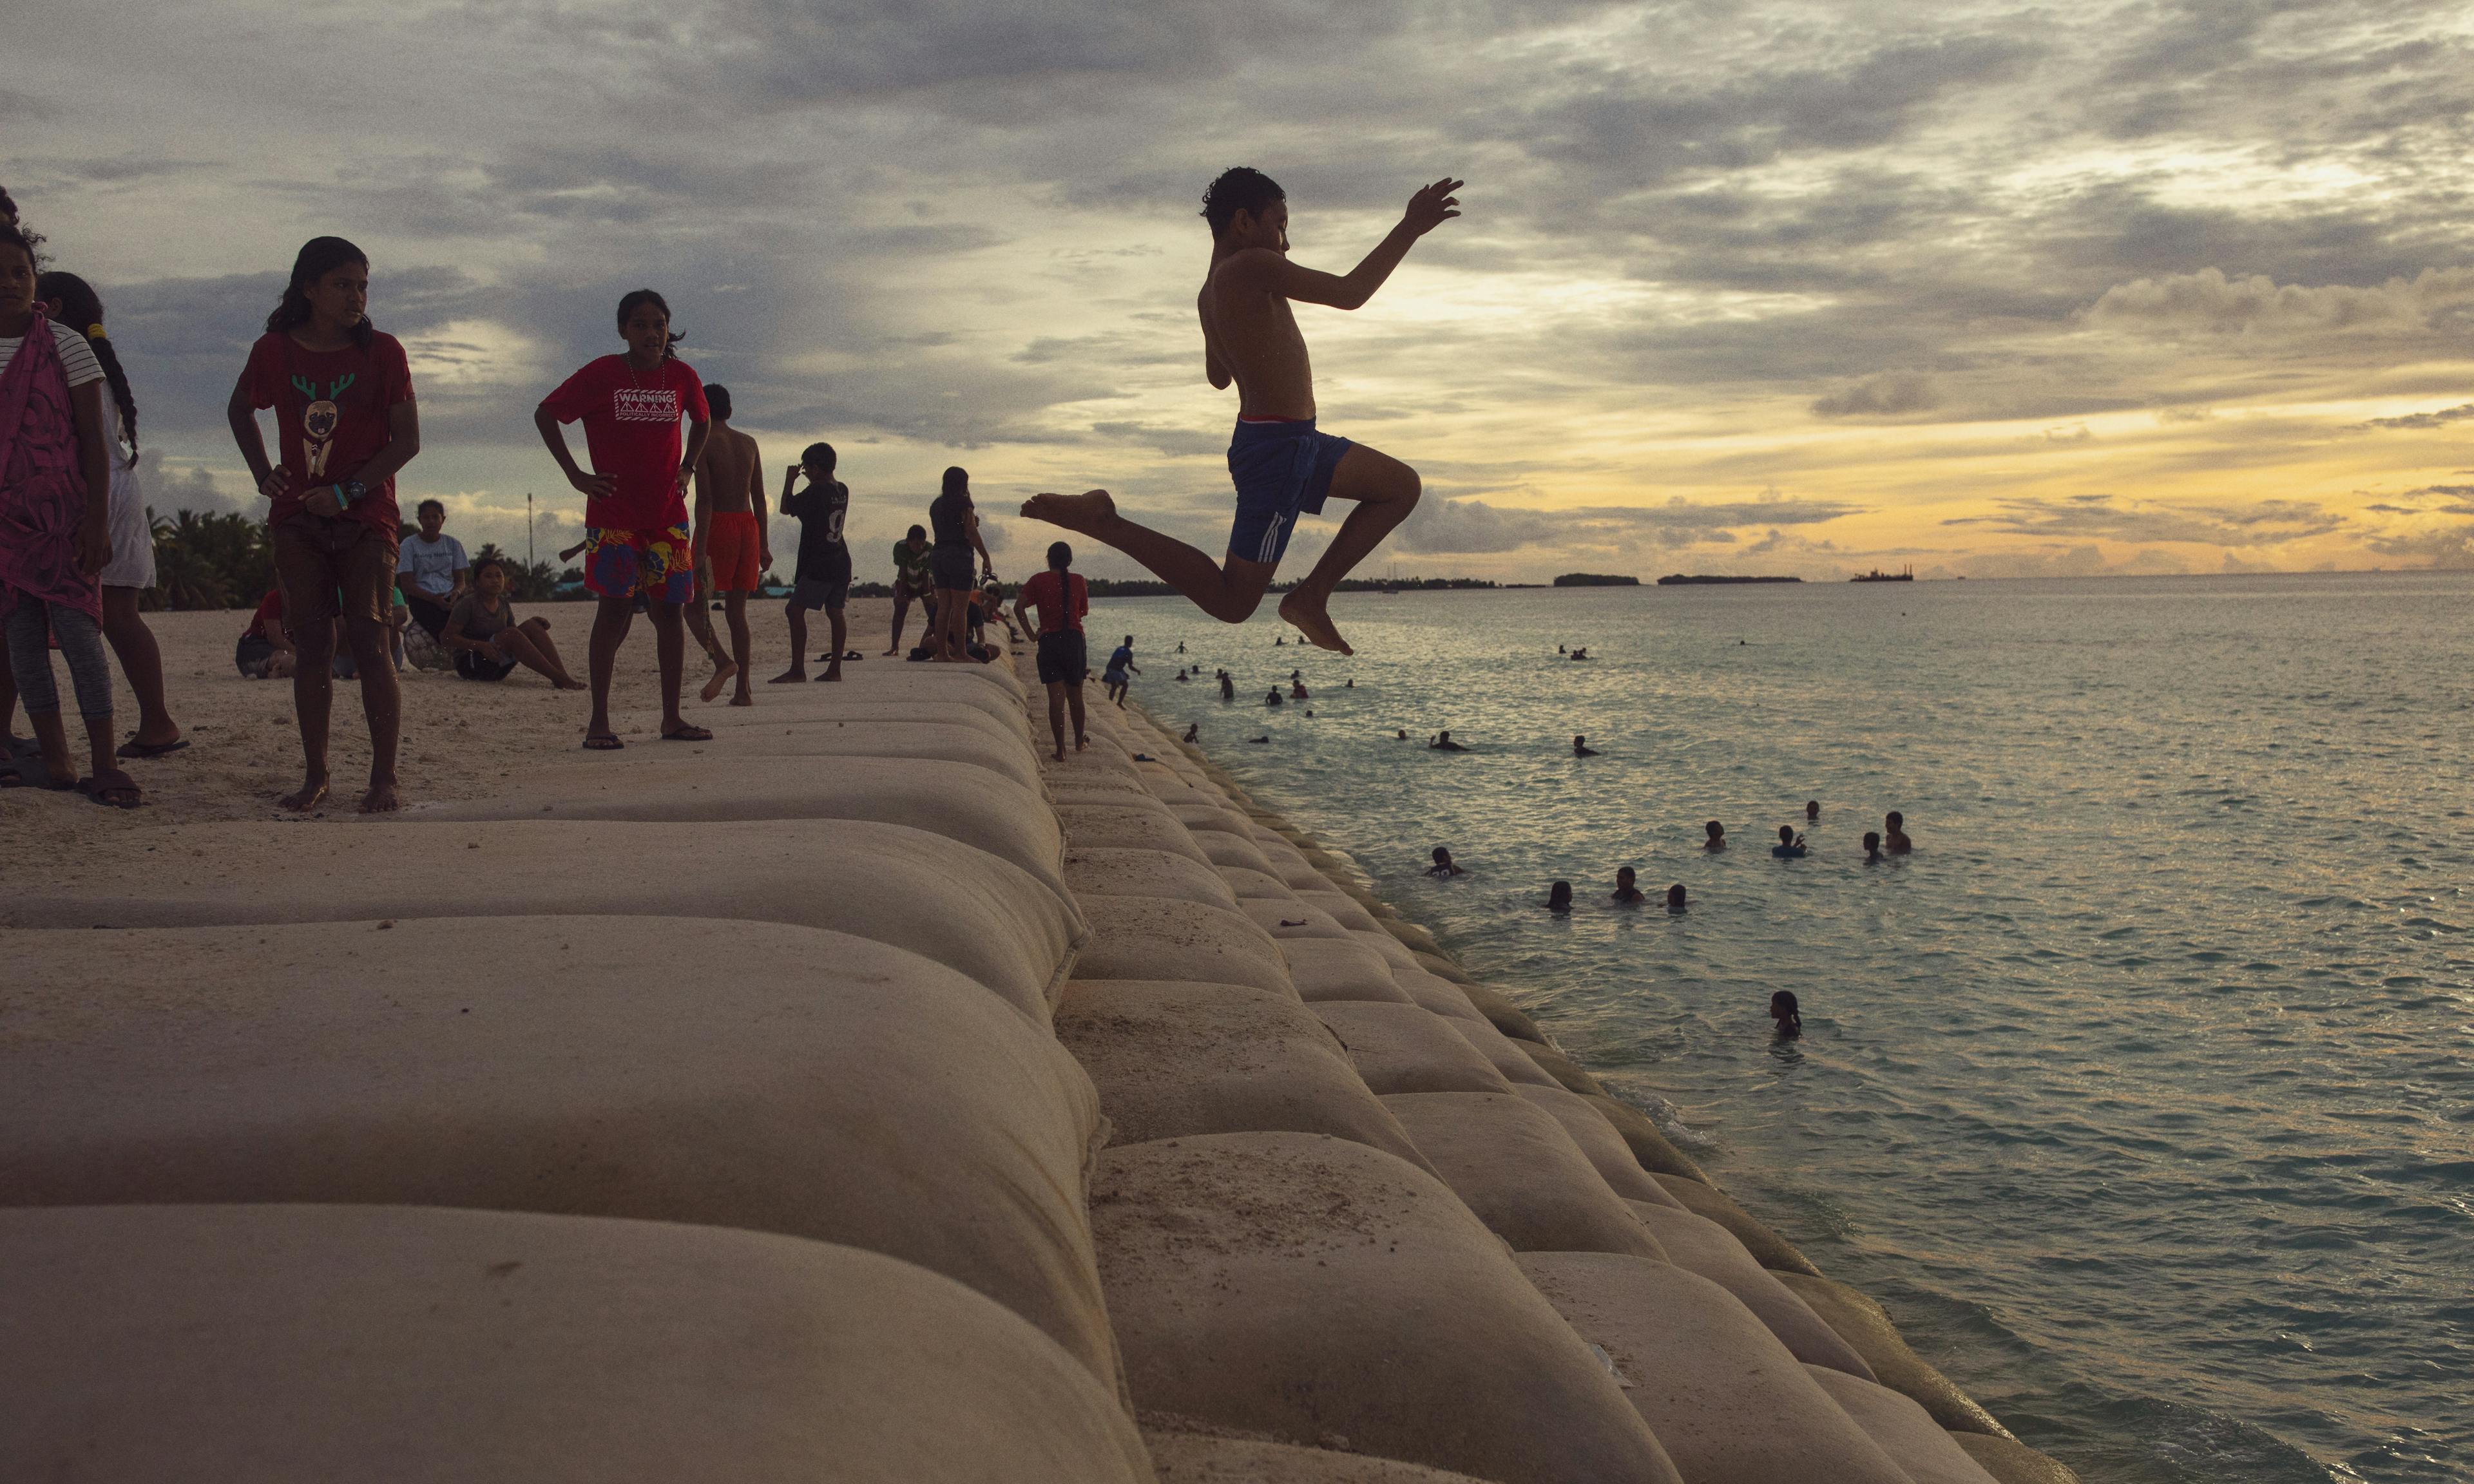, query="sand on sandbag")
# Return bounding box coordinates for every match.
[1804,1366,2005,1484]
[1381,1092,1665,1259]
[675,718,1044,788]
[1450,982,1549,1044]
[1311,1003,1516,1094]
[1192,832,1283,877]
[0,1205,1152,1483]
[1142,1428,1491,1481]
[1652,1174,1825,1278]
[1512,1085,1688,1208]
[1281,938,1419,1005]
[1216,865,1298,900]
[1773,1272,2015,1438]
[1093,1132,1682,1484]
[1056,980,1431,1173]
[1058,803,1217,867]
[1066,848,1244,911]
[1075,897,1294,996]
[2,817,1079,1020]
[0,917,1122,1389]
[1240,899,1355,941]
[1393,970,1485,1022]
[1624,1203,1876,1379]
[1518,1251,1913,1484]
[668,696,1027,747]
